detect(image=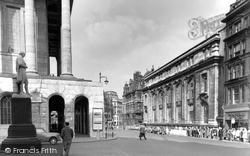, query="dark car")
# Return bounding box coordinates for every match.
[36,127,61,145]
